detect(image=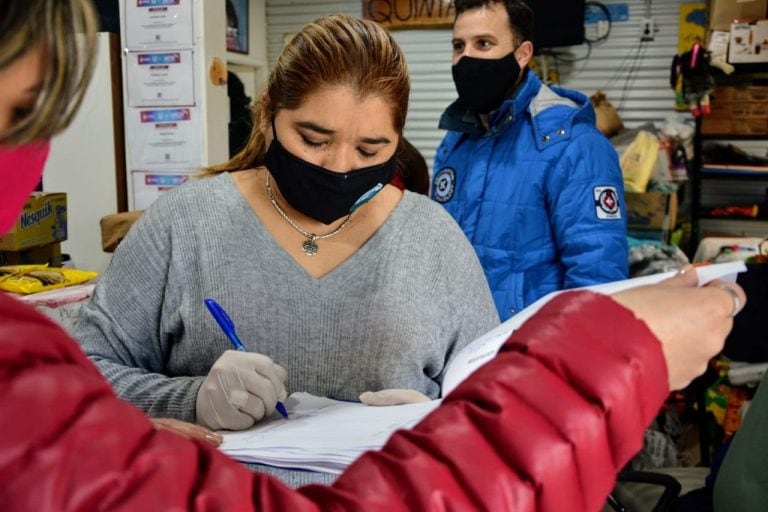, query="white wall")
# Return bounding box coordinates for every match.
[43,33,124,274]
